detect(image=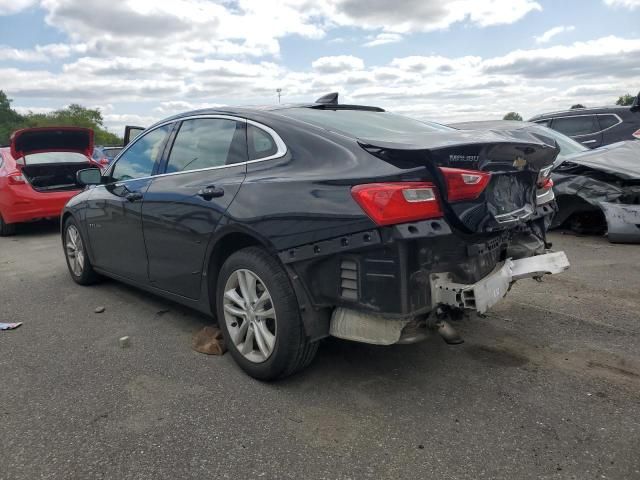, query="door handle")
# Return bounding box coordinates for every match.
[125,191,143,202]
[197,185,224,200]
[581,140,597,144]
